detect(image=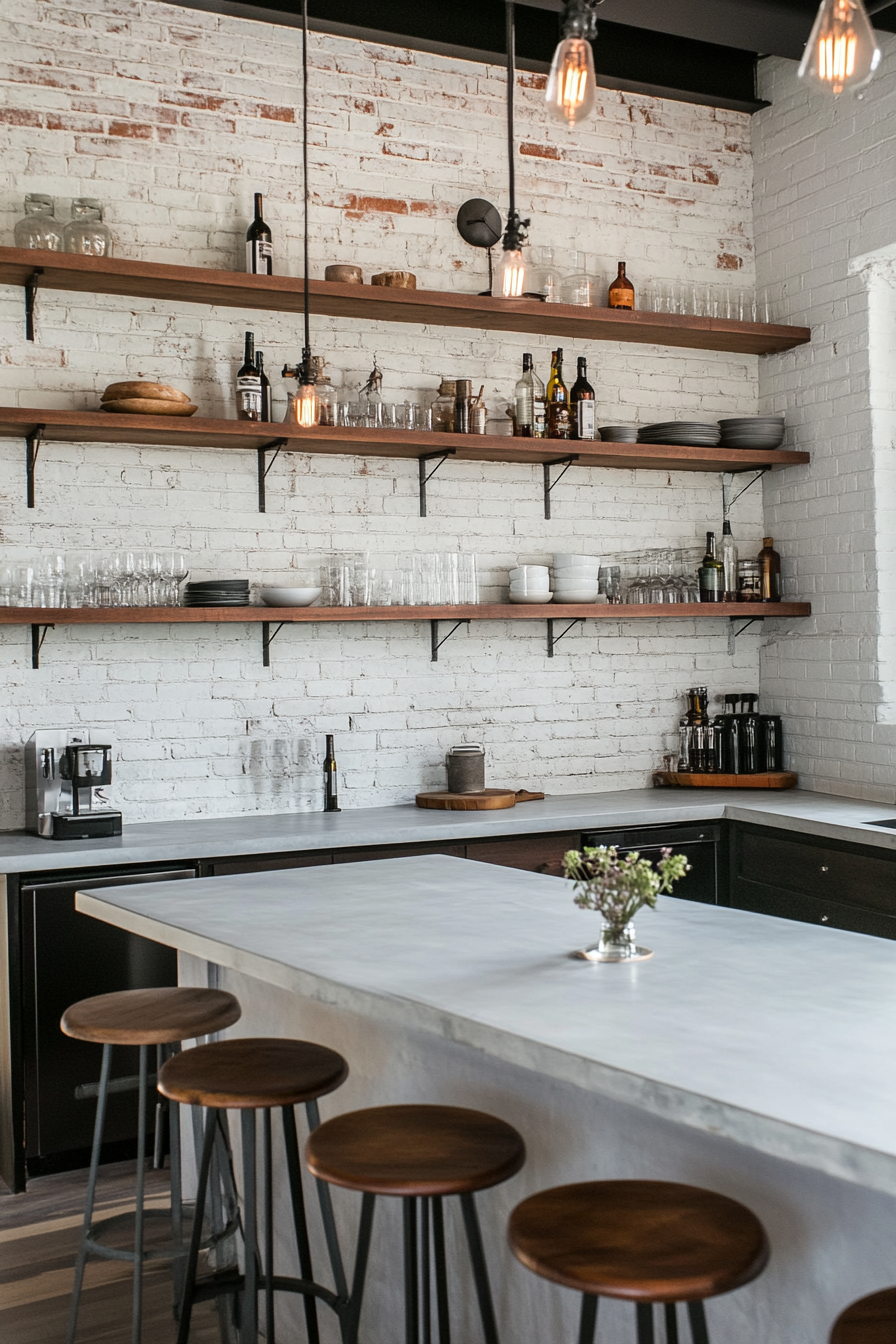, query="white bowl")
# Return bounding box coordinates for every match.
[553,554,600,569]
[510,580,551,593]
[553,590,600,603]
[508,591,554,604]
[553,565,600,579]
[509,565,549,581]
[260,586,322,607]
